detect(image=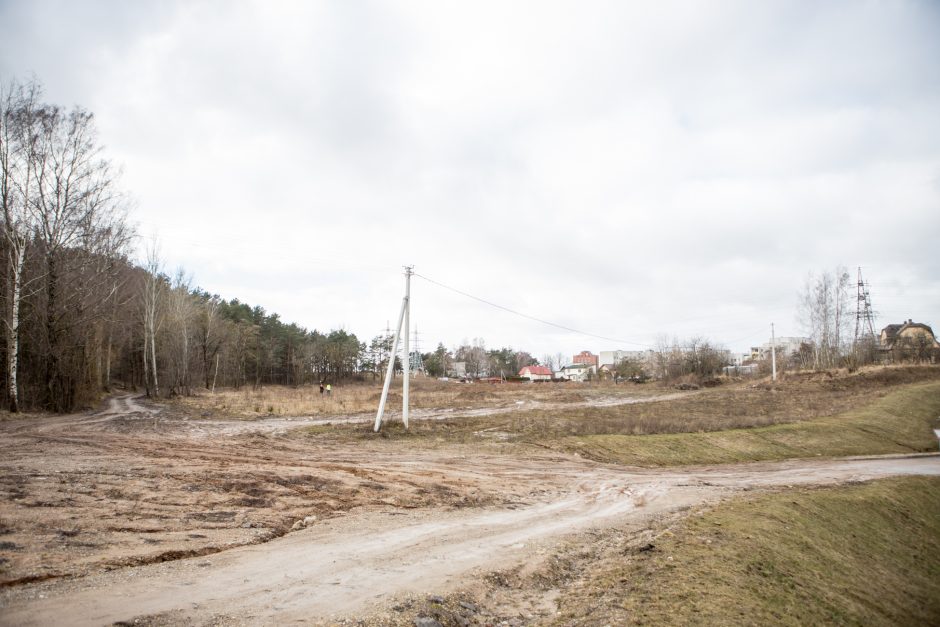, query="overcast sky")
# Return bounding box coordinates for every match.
[2,0,938,358]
